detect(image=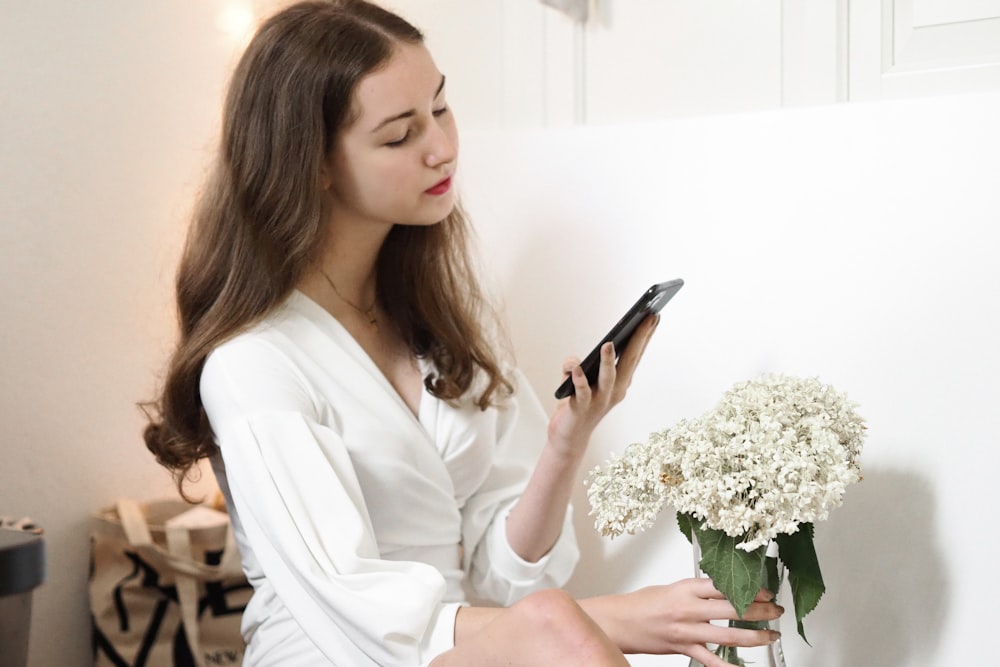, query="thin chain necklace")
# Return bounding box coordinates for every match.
[320,269,378,327]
